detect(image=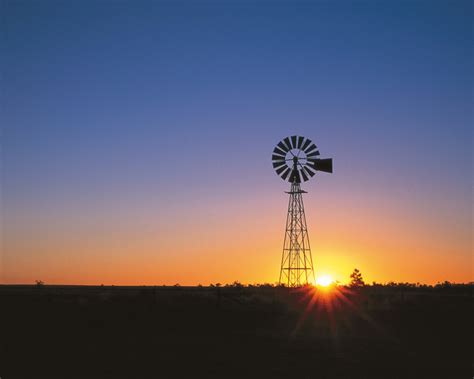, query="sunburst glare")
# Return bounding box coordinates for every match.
[315,274,334,287]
